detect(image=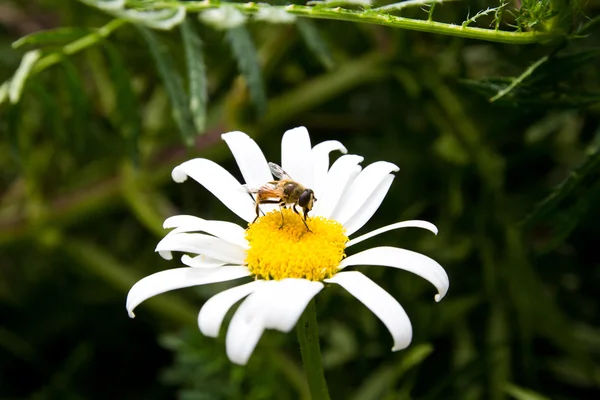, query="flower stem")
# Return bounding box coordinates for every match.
[147,1,556,44]
[297,299,330,400]
[33,18,128,74]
